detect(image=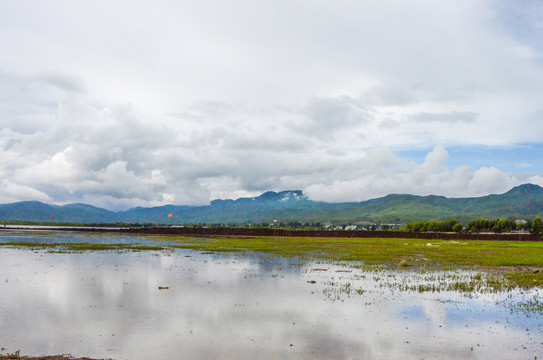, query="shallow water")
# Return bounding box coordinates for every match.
[0,231,542,359]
